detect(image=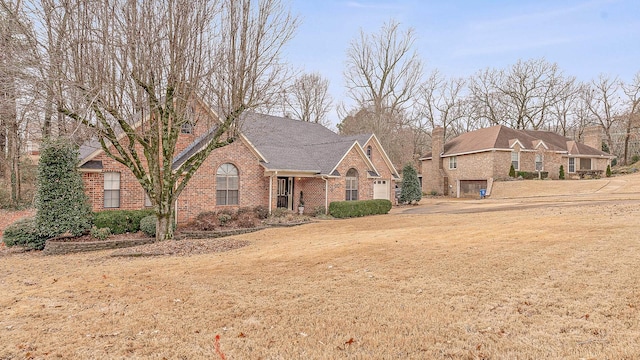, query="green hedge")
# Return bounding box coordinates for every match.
[92,209,155,234]
[329,199,392,219]
[516,171,548,180]
[2,217,48,250]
